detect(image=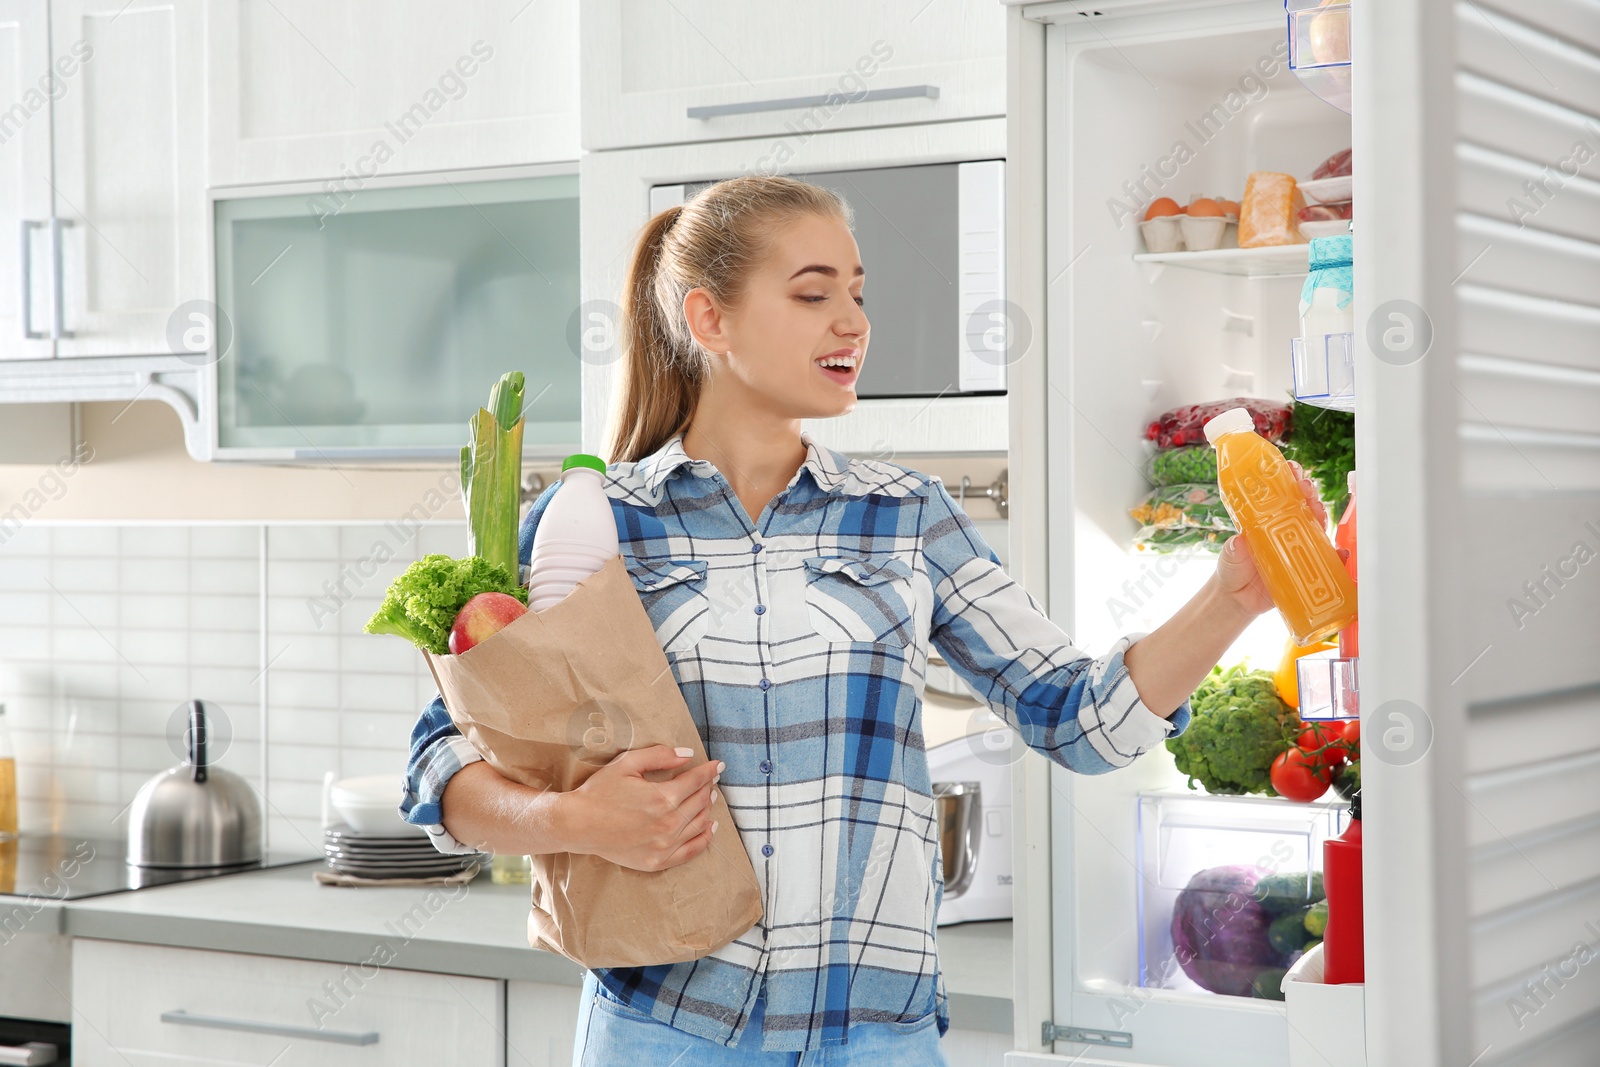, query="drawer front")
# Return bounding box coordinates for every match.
[71,939,503,1067]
